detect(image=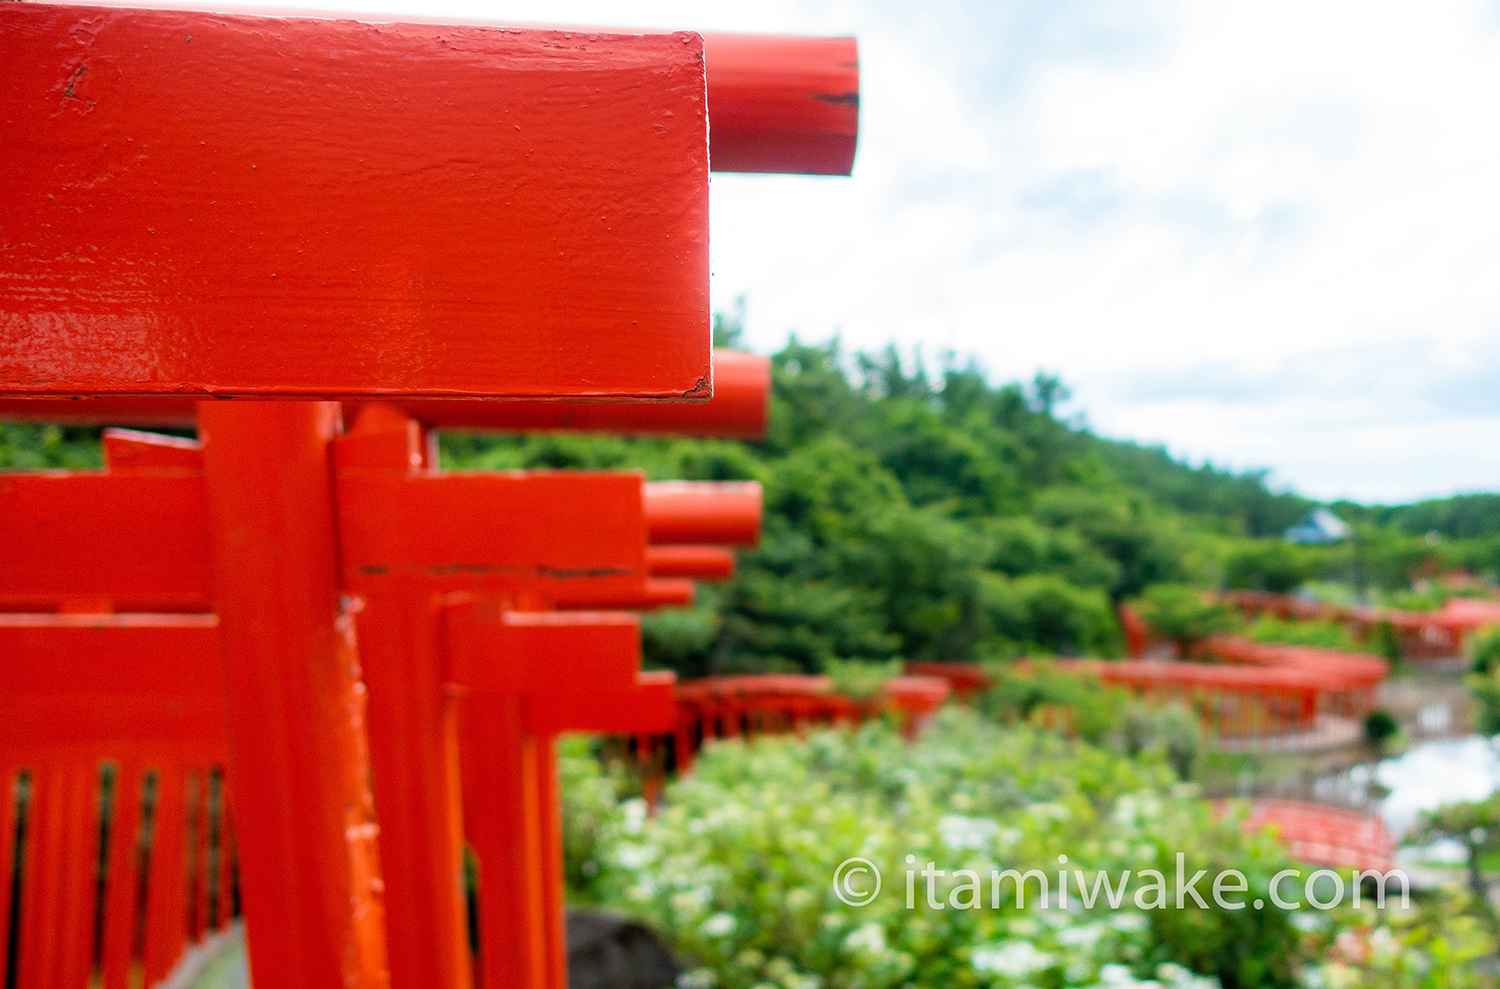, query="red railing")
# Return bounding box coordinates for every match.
[1223,590,1500,663]
[1227,799,1395,873]
[906,642,1388,741]
[660,673,952,773]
